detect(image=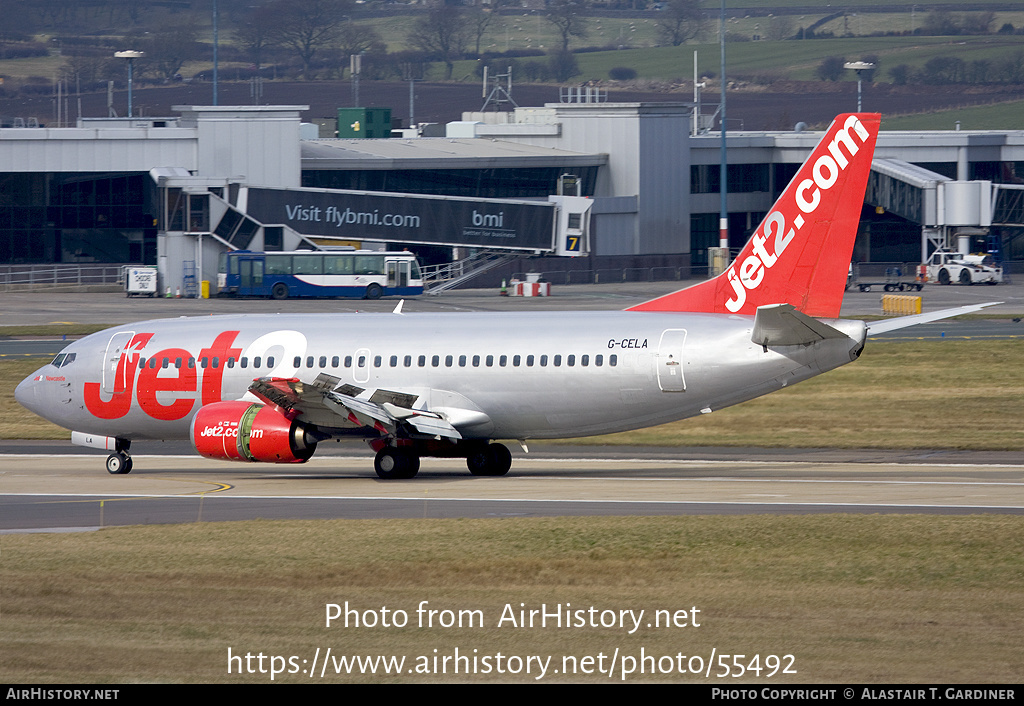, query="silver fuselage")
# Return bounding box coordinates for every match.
[16,310,866,442]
